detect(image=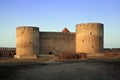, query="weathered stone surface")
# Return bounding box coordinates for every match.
[14,23,104,59]
[39,32,75,54]
[76,23,104,54]
[15,26,39,58]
